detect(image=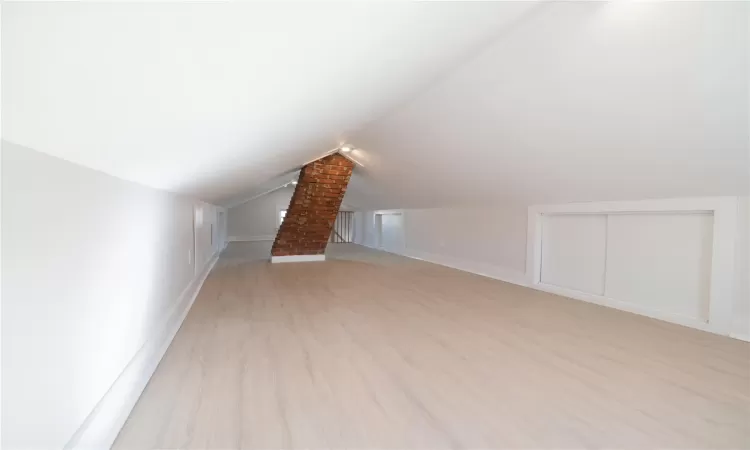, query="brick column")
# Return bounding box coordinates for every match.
[271,153,354,262]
